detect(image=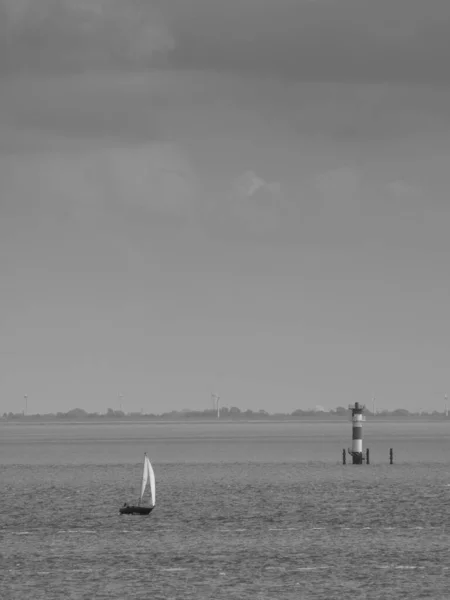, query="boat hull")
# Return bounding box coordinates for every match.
[119,505,154,515]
